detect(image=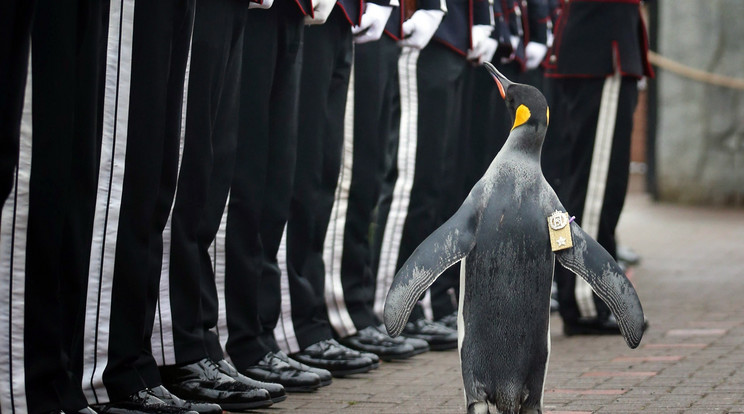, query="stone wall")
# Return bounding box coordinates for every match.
[656,0,744,205]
